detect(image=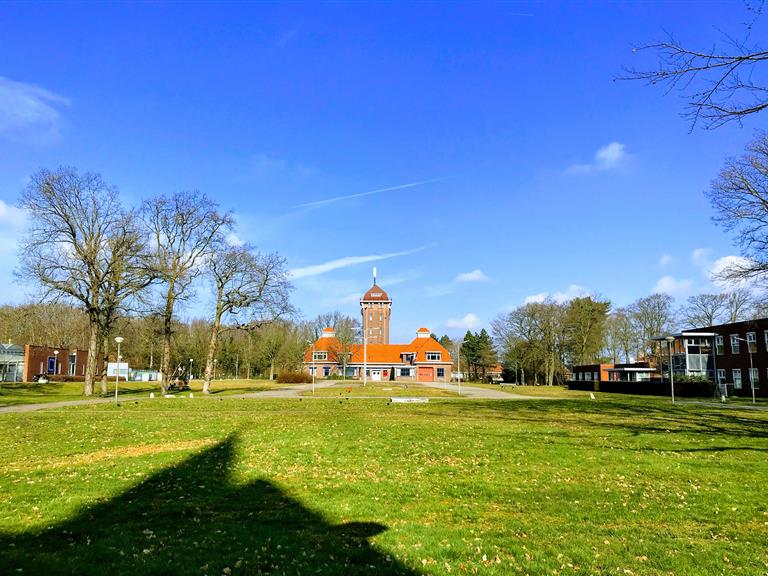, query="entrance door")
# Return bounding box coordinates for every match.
[418,366,434,382]
[371,369,382,382]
